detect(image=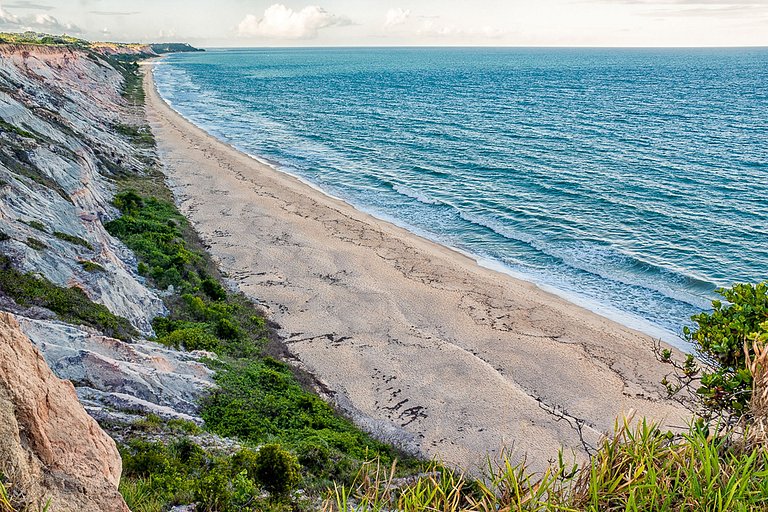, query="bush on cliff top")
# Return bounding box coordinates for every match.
[657,282,768,427]
[687,283,768,417]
